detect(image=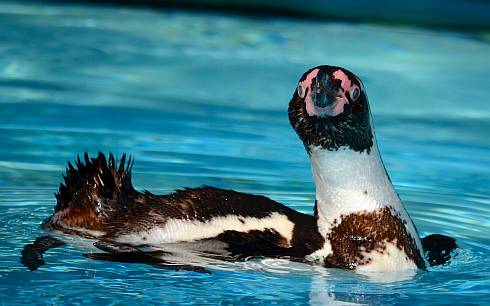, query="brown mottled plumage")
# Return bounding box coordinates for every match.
[324,207,425,269]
